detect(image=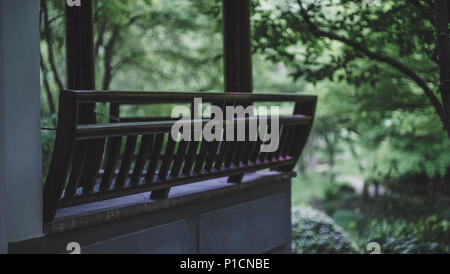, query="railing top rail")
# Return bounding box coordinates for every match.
[63,90,318,104]
[74,115,313,140]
